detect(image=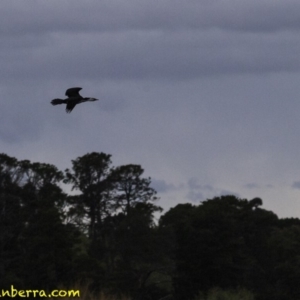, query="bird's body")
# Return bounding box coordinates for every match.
[51,87,98,113]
